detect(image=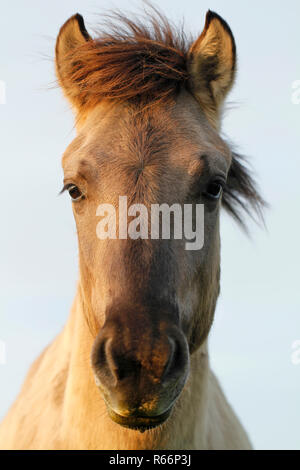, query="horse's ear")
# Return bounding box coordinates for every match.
[55,14,92,113]
[187,11,236,126]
